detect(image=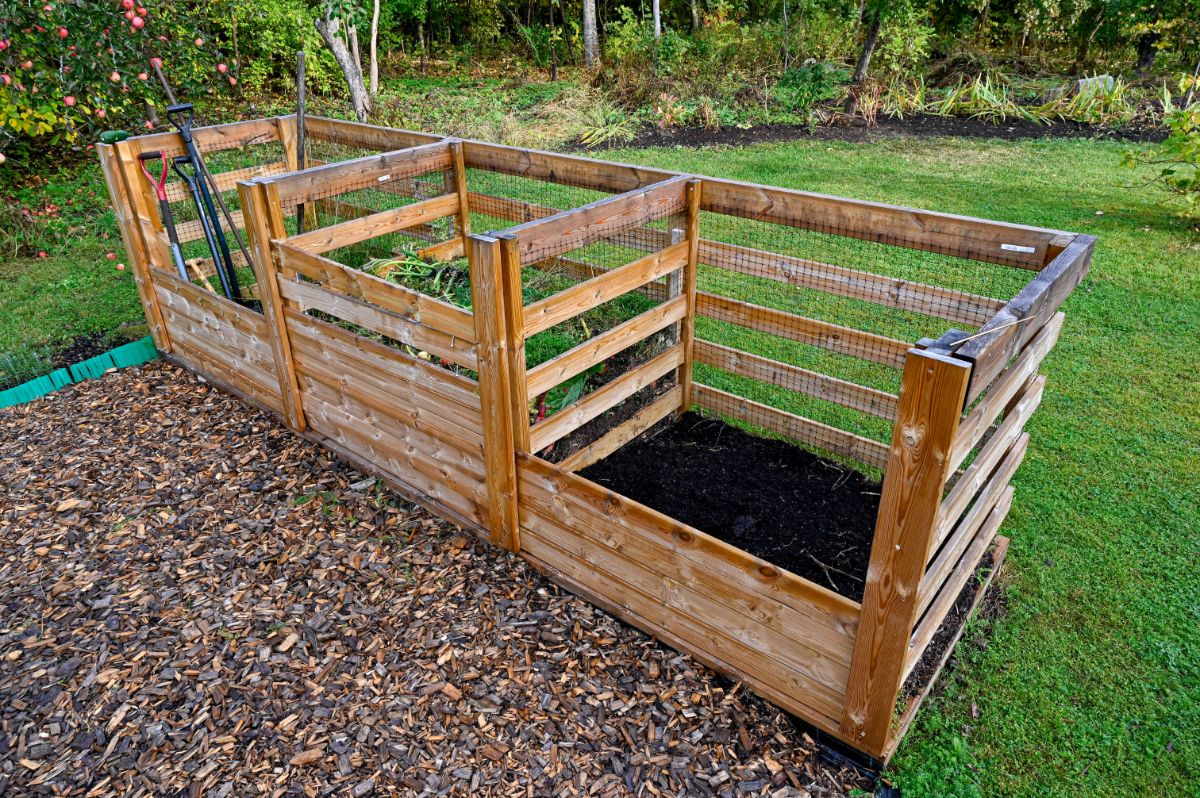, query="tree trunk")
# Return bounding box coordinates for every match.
[369,0,380,96]
[315,16,371,122]
[549,1,557,80]
[1135,33,1159,77]
[781,0,790,71]
[691,0,700,32]
[583,0,599,68]
[348,25,363,78]
[1184,53,1200,107]
[419,21,427,75]
[851,11,882,84]
[652,0,661,39]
